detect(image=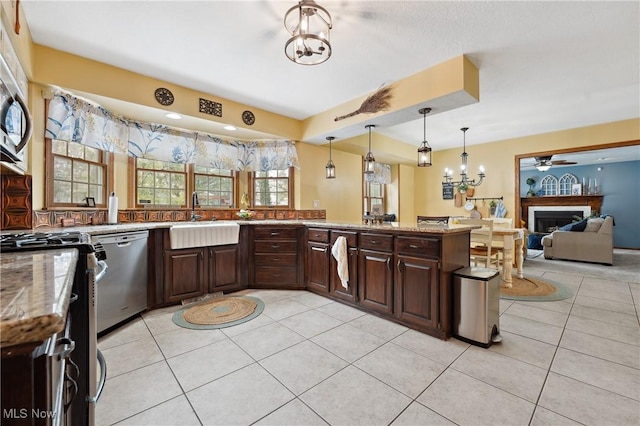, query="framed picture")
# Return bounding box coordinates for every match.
[571,184,582,196]
[371,204,383,215]
[85,197,96,207]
